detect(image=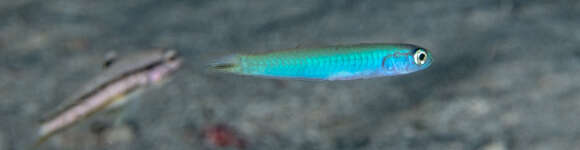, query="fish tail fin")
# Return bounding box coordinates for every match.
[208,54,241,73]
[30,132,52,150]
